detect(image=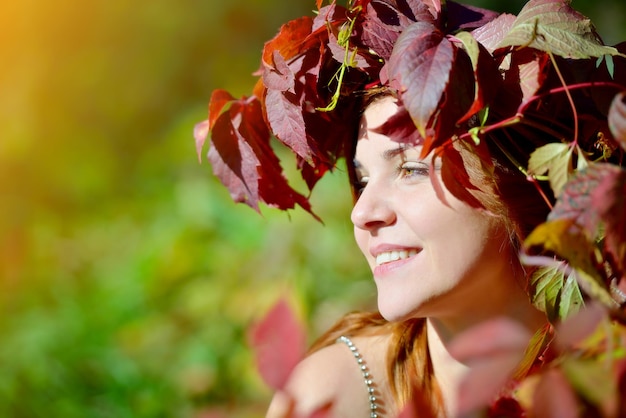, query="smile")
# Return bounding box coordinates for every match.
[375,249,419,266]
